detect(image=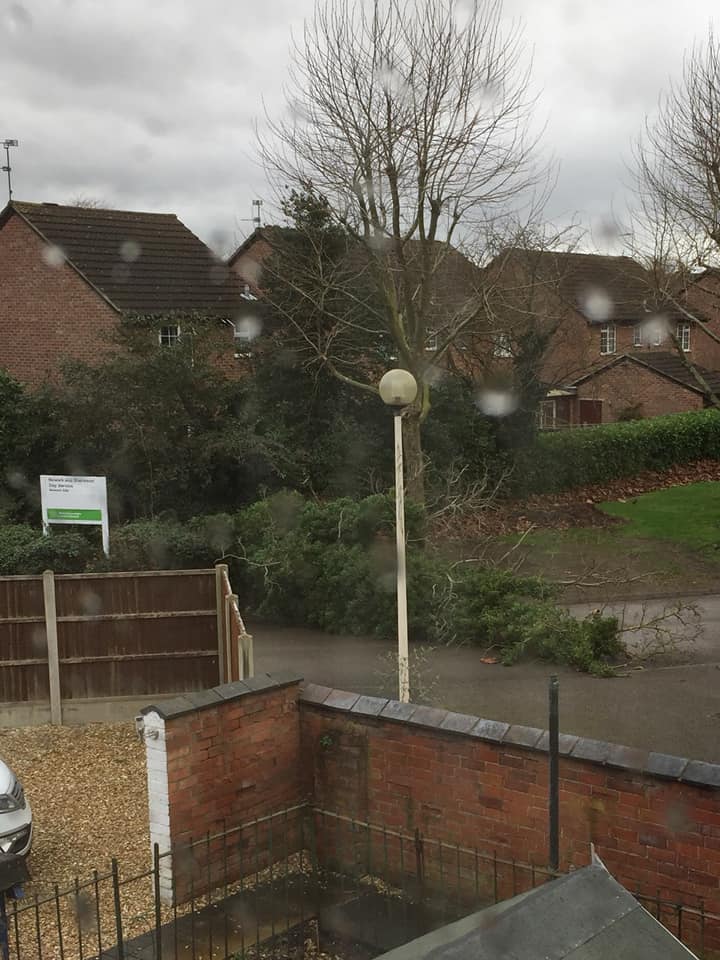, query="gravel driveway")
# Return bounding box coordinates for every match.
[2,723,152,956]
[3,723,149,890]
